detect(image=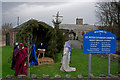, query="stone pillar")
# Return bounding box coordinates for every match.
[14,32,17,44]
[13,32,14,45]
[9,32,13,46]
